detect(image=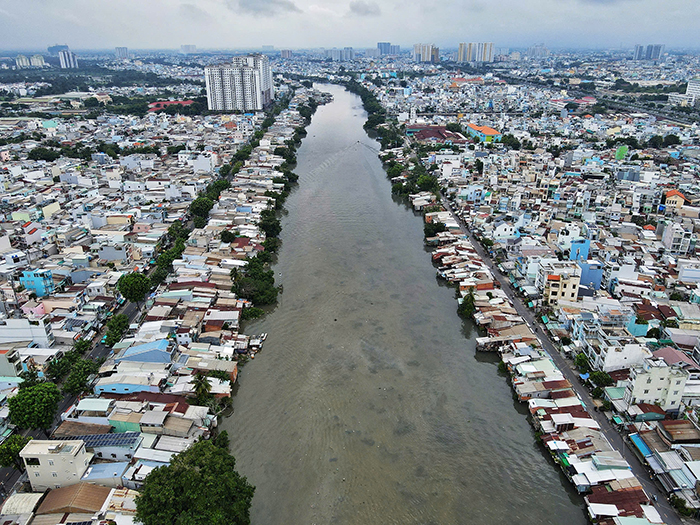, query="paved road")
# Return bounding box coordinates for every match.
[440,195,683,525]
